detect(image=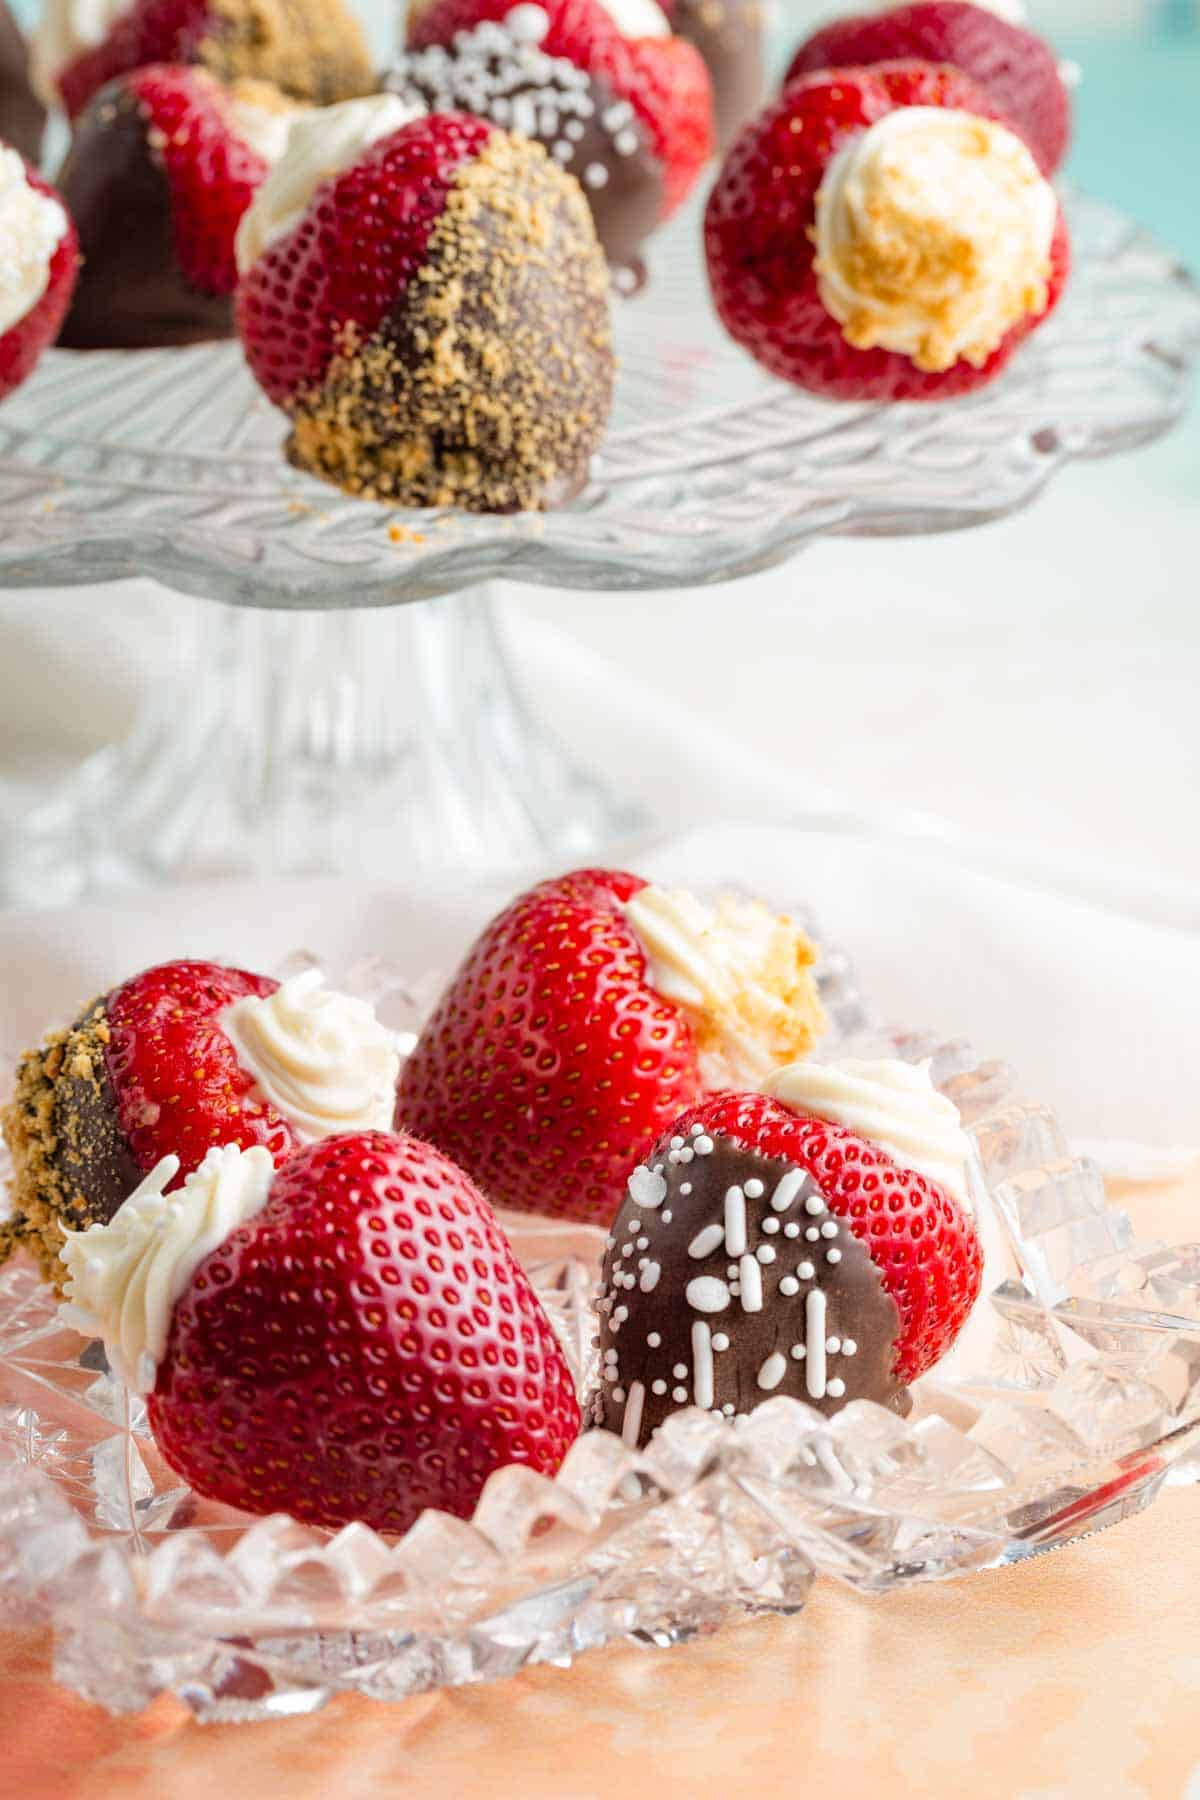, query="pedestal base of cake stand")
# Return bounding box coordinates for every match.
[0,585,645,906]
